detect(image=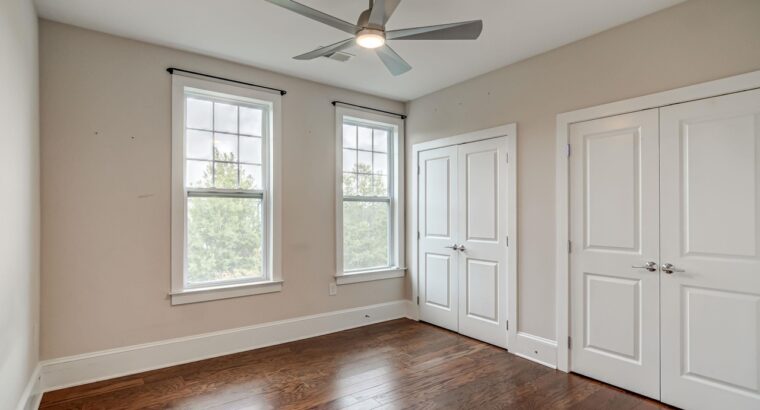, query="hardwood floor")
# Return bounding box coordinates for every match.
[40,319,670,409]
